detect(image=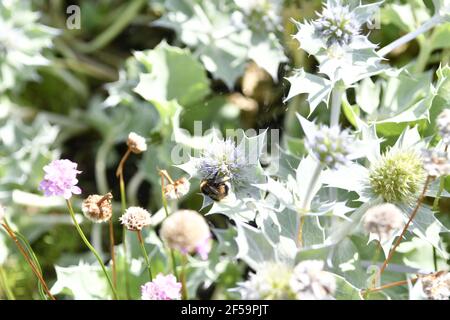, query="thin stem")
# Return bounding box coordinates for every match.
[181,254,188,300]
[1,222,55,300]
[0,266,15,300]
[379,176,433,276]
[297,162,323,247]
[116,147,131,298]
[75,0,146,53]
[137,230,153,281]
[160,171,179,280]
[66,200,118,300]
[377,15,442,57]
[363,277,418,295]
[108,218,117,289]
[330,86,344,127]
